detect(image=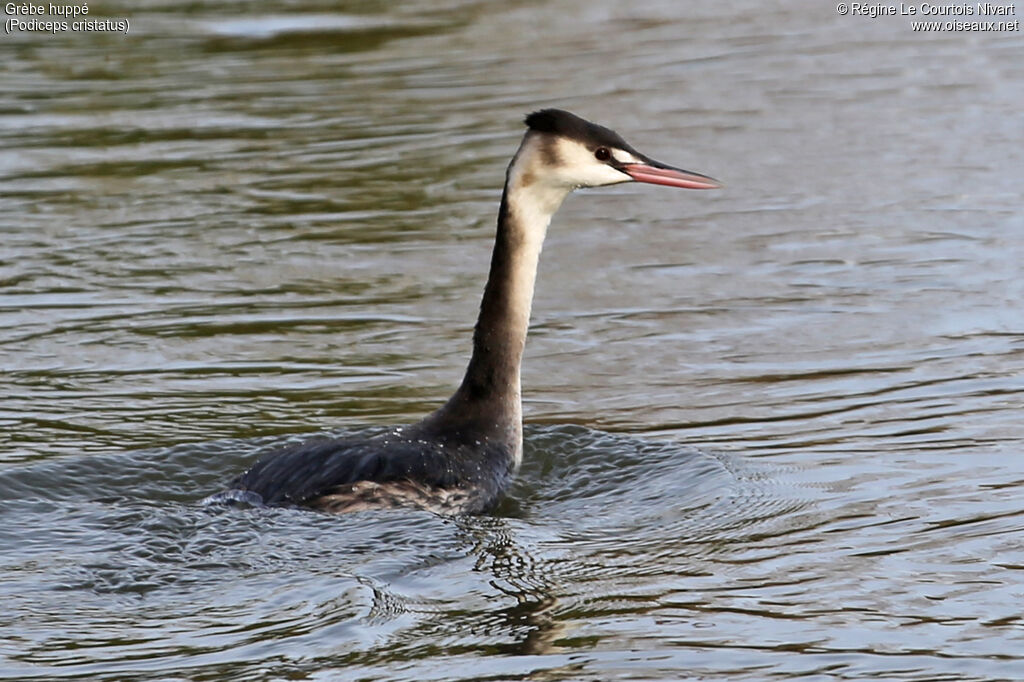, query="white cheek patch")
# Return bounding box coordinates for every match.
[516,136,636,190]
[610,148,642,165]
[585,164,633,187]
[555,137,595,167]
